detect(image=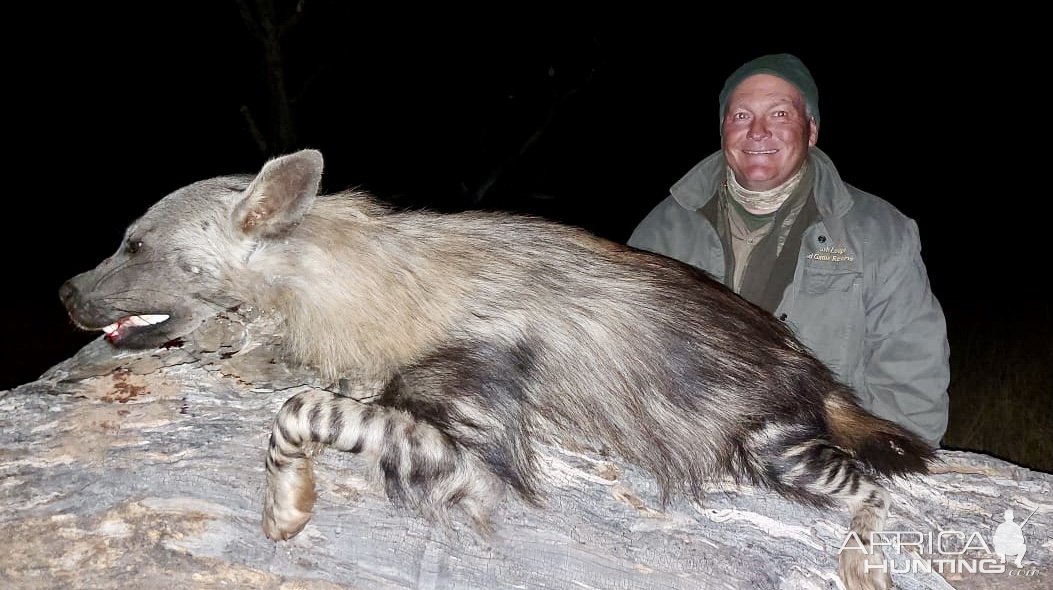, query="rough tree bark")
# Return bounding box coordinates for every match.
[1,308,1049,589]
